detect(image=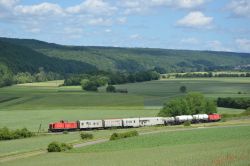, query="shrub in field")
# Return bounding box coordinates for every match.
[110,133,119,140]
[47,142,72,152]
[179,86,187,93]
[106,85,116,92]
[14,128,33,138]
[110,130,138,141]
[60,143,73,151]
[47,142,62,152]
[80,133,93,140]
[183,121,191,127]
[0,127,33,140]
